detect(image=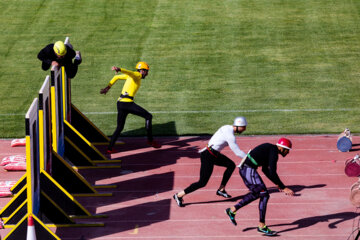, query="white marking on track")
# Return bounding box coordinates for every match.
[82,108,360,115]
[2,108,358,116]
